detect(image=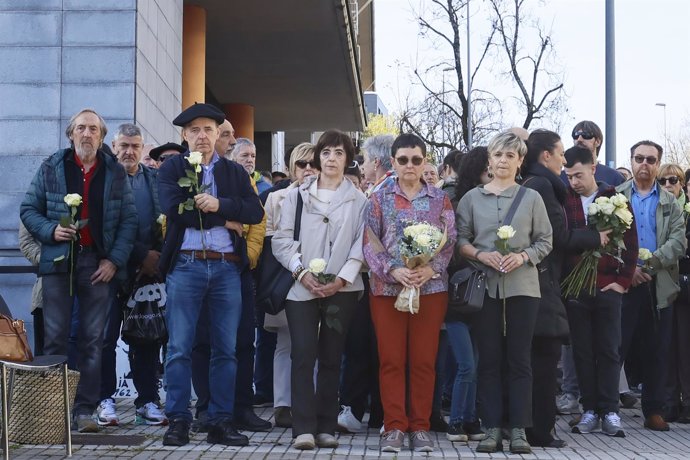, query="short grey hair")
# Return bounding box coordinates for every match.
[230,137,255,158]
[362,134,394,170]
[113,123,143,141]
[488,131,528,157]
